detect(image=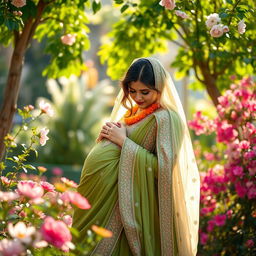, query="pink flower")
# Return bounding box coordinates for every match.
[204,152,215,161]
[0,191,19,202]
[60,191,91,209]
[239,140,250,150]
[13,10,23,16]
[214,214,226,226]
[52,167,63,176]
[247,186,256,199]
[232,166,244,177]
[62,215,73,227]
[245,239,254,248]
[175,10,188,19]
[41,217,72,251]
[8,222,35,244]
[210,24,224,38]
[61,34,76,46]
[11,0,26,8]
[39,128,49,146]
[1,176,11,185]
[0,239,24,256]
[217,122,238,143]
[238,19,246,34]
[17,180,44,199]
[207,219,215,232]
[39,100,54,116]
[159,0,176,10]
[200,232,208,245]
[40,181,55,192]
[235,182,247,198]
